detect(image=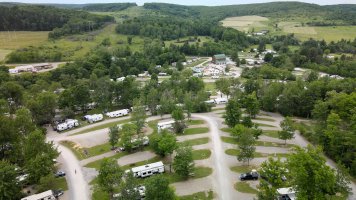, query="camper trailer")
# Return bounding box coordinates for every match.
[157,120,175,133]
[214,98,228,104]
[106,109,129,118]
[126,161,165,178]
[83,114,104,123]
[277,187,296,200]
[113,185,146,199]
[21,190,56,200]
[56,119,79,132]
